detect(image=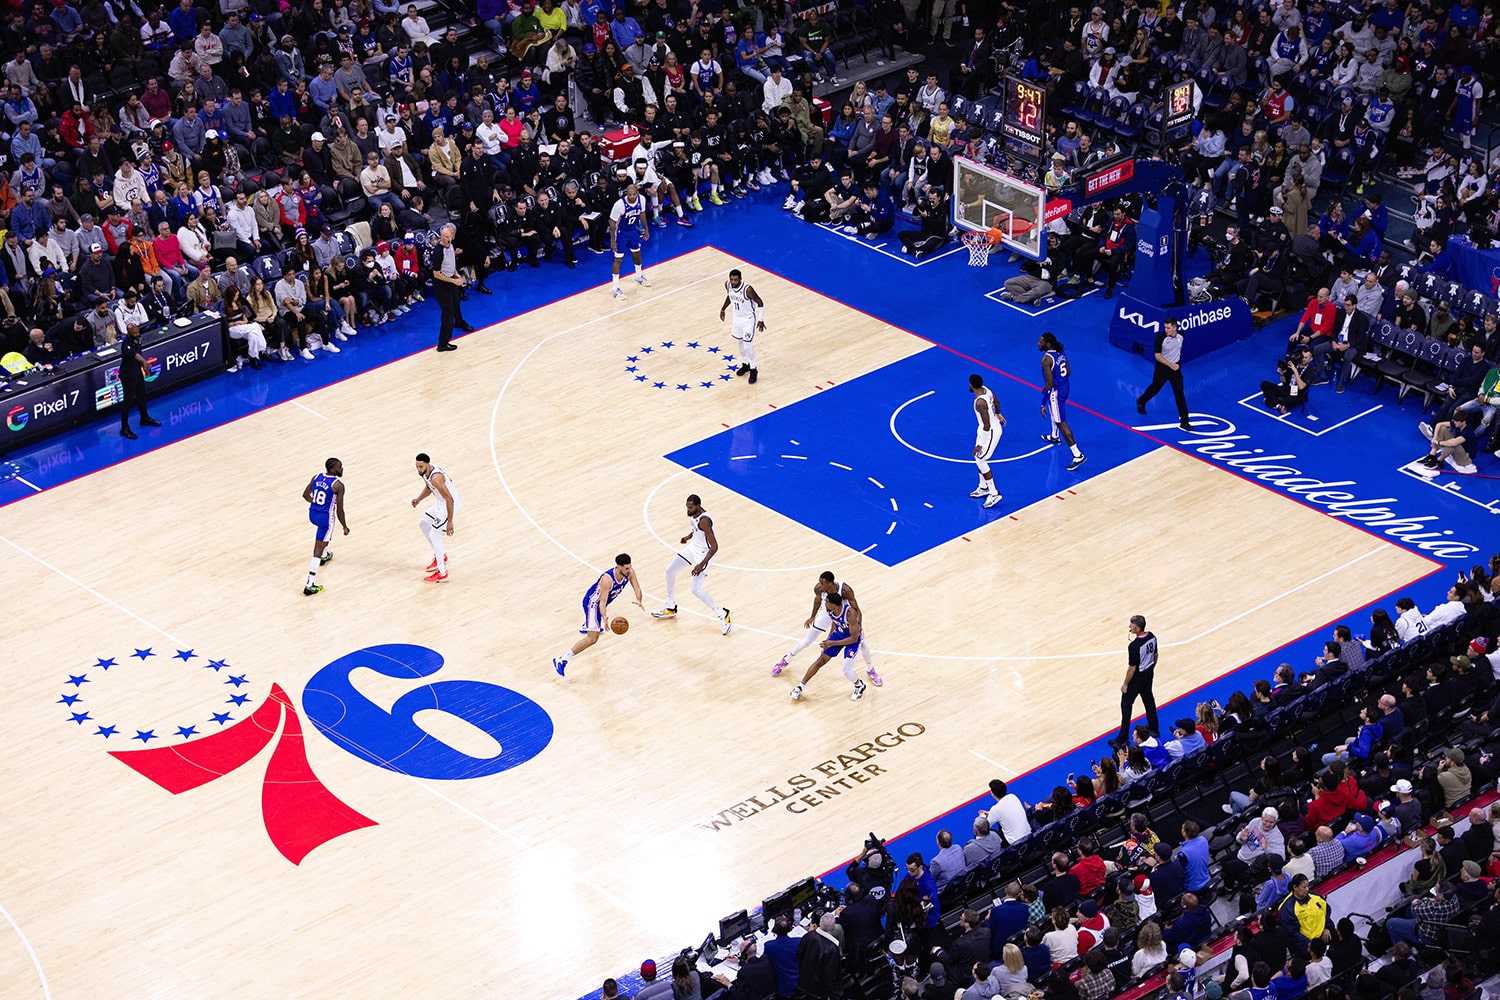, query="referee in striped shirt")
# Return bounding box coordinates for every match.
[1113,615,1160,747]
[1135,317,1193,431]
